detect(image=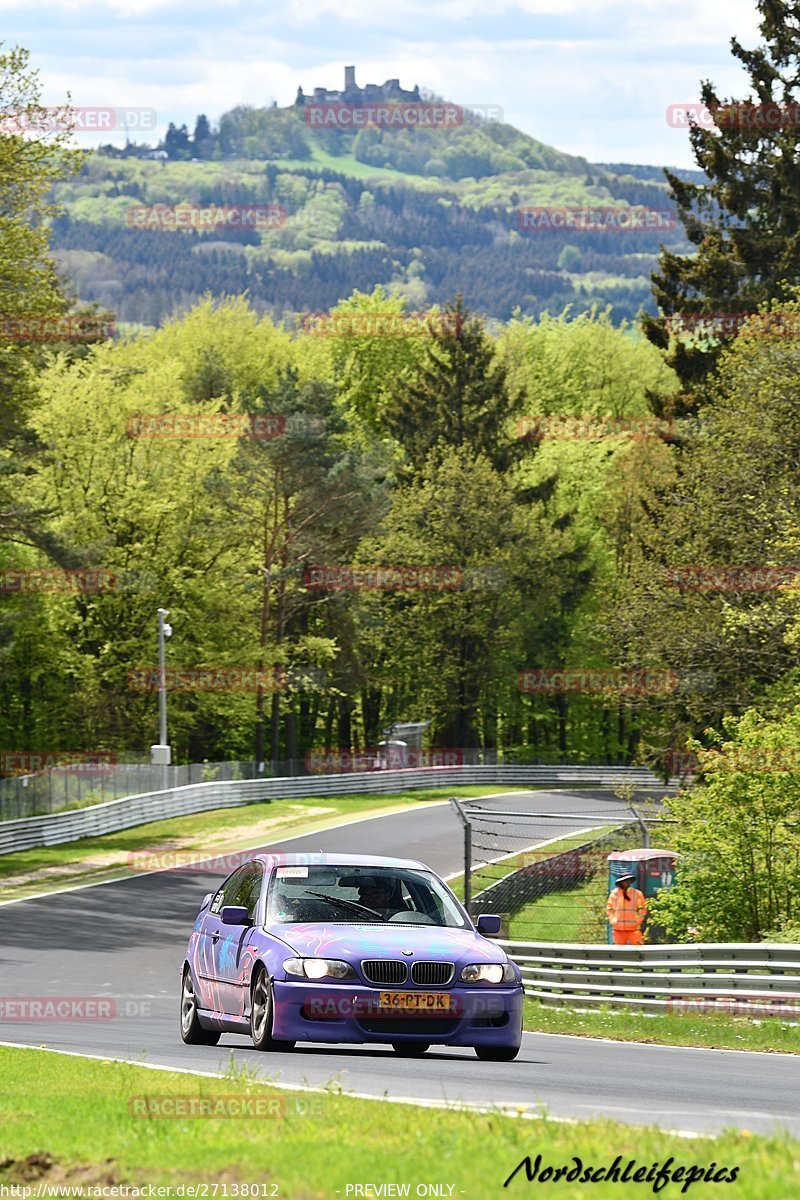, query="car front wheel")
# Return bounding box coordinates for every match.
[180,968,220,1045]
[475,1044,520,1061]
[250,967,295,1052]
